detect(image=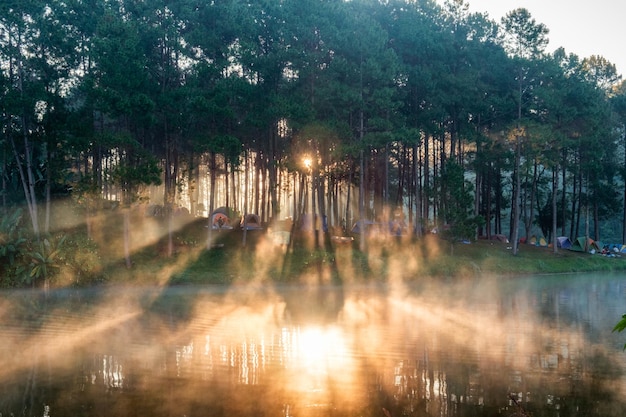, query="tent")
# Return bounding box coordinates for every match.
[556,236,572,249]
[240,213,263,230]
[605,243,622,253]
[209,207,235,229]
[211,212,231,229]
[569,237,601,253]
[491,234,509,243]
[528,235,548,247]
[351,220,377,235]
